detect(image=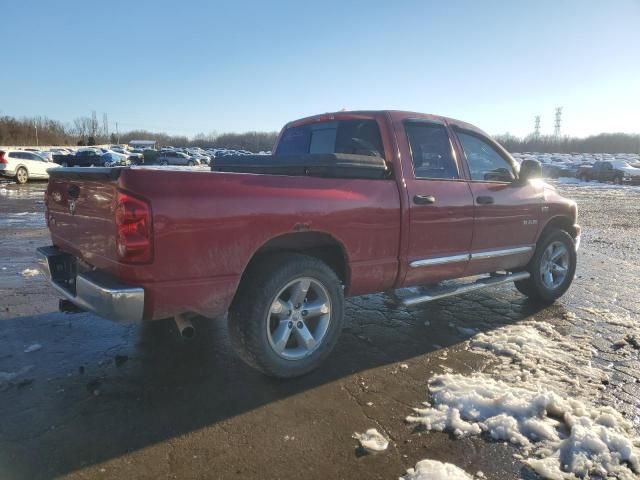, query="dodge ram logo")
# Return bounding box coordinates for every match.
[69,199,77,215]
